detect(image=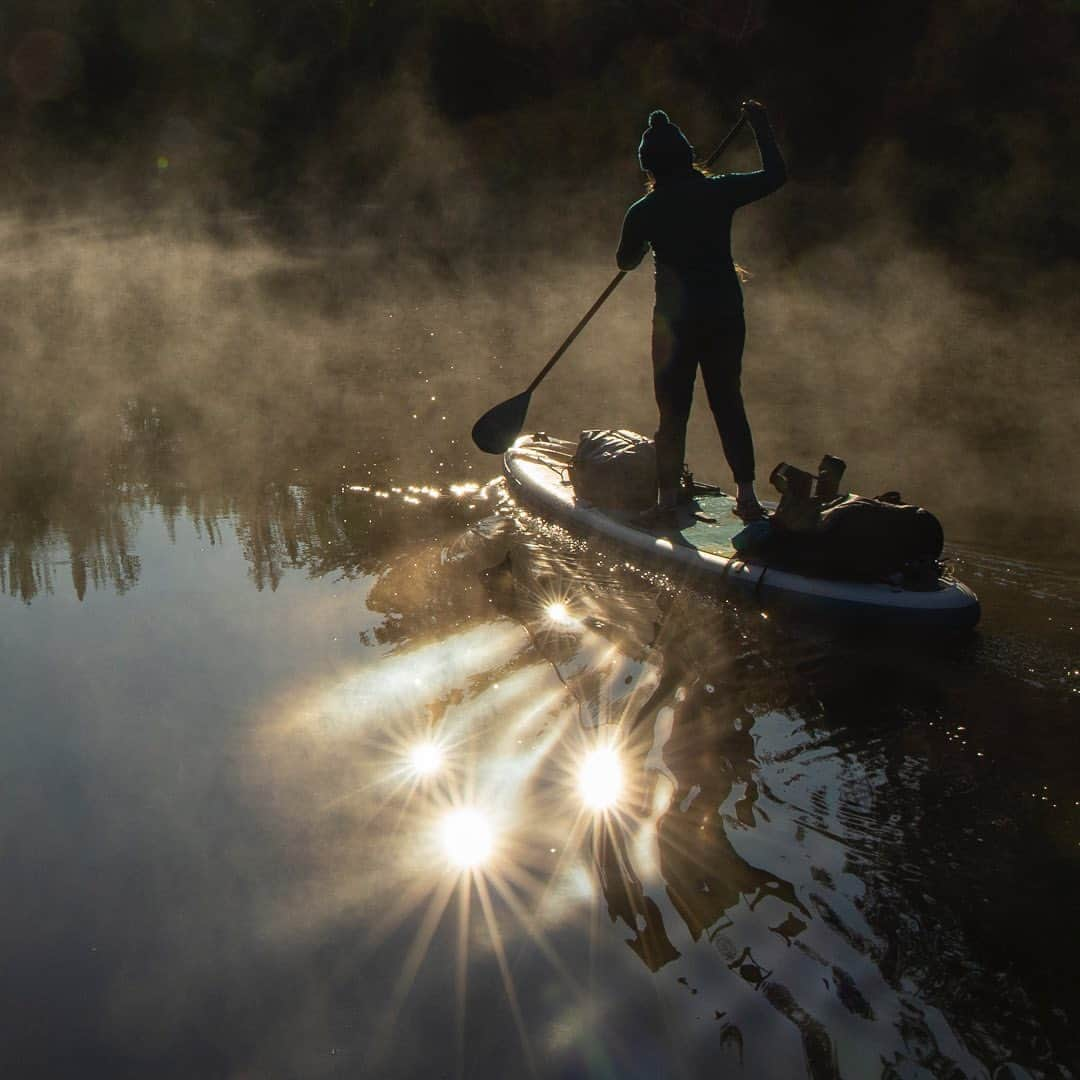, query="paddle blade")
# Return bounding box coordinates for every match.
[471,390,532,454]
